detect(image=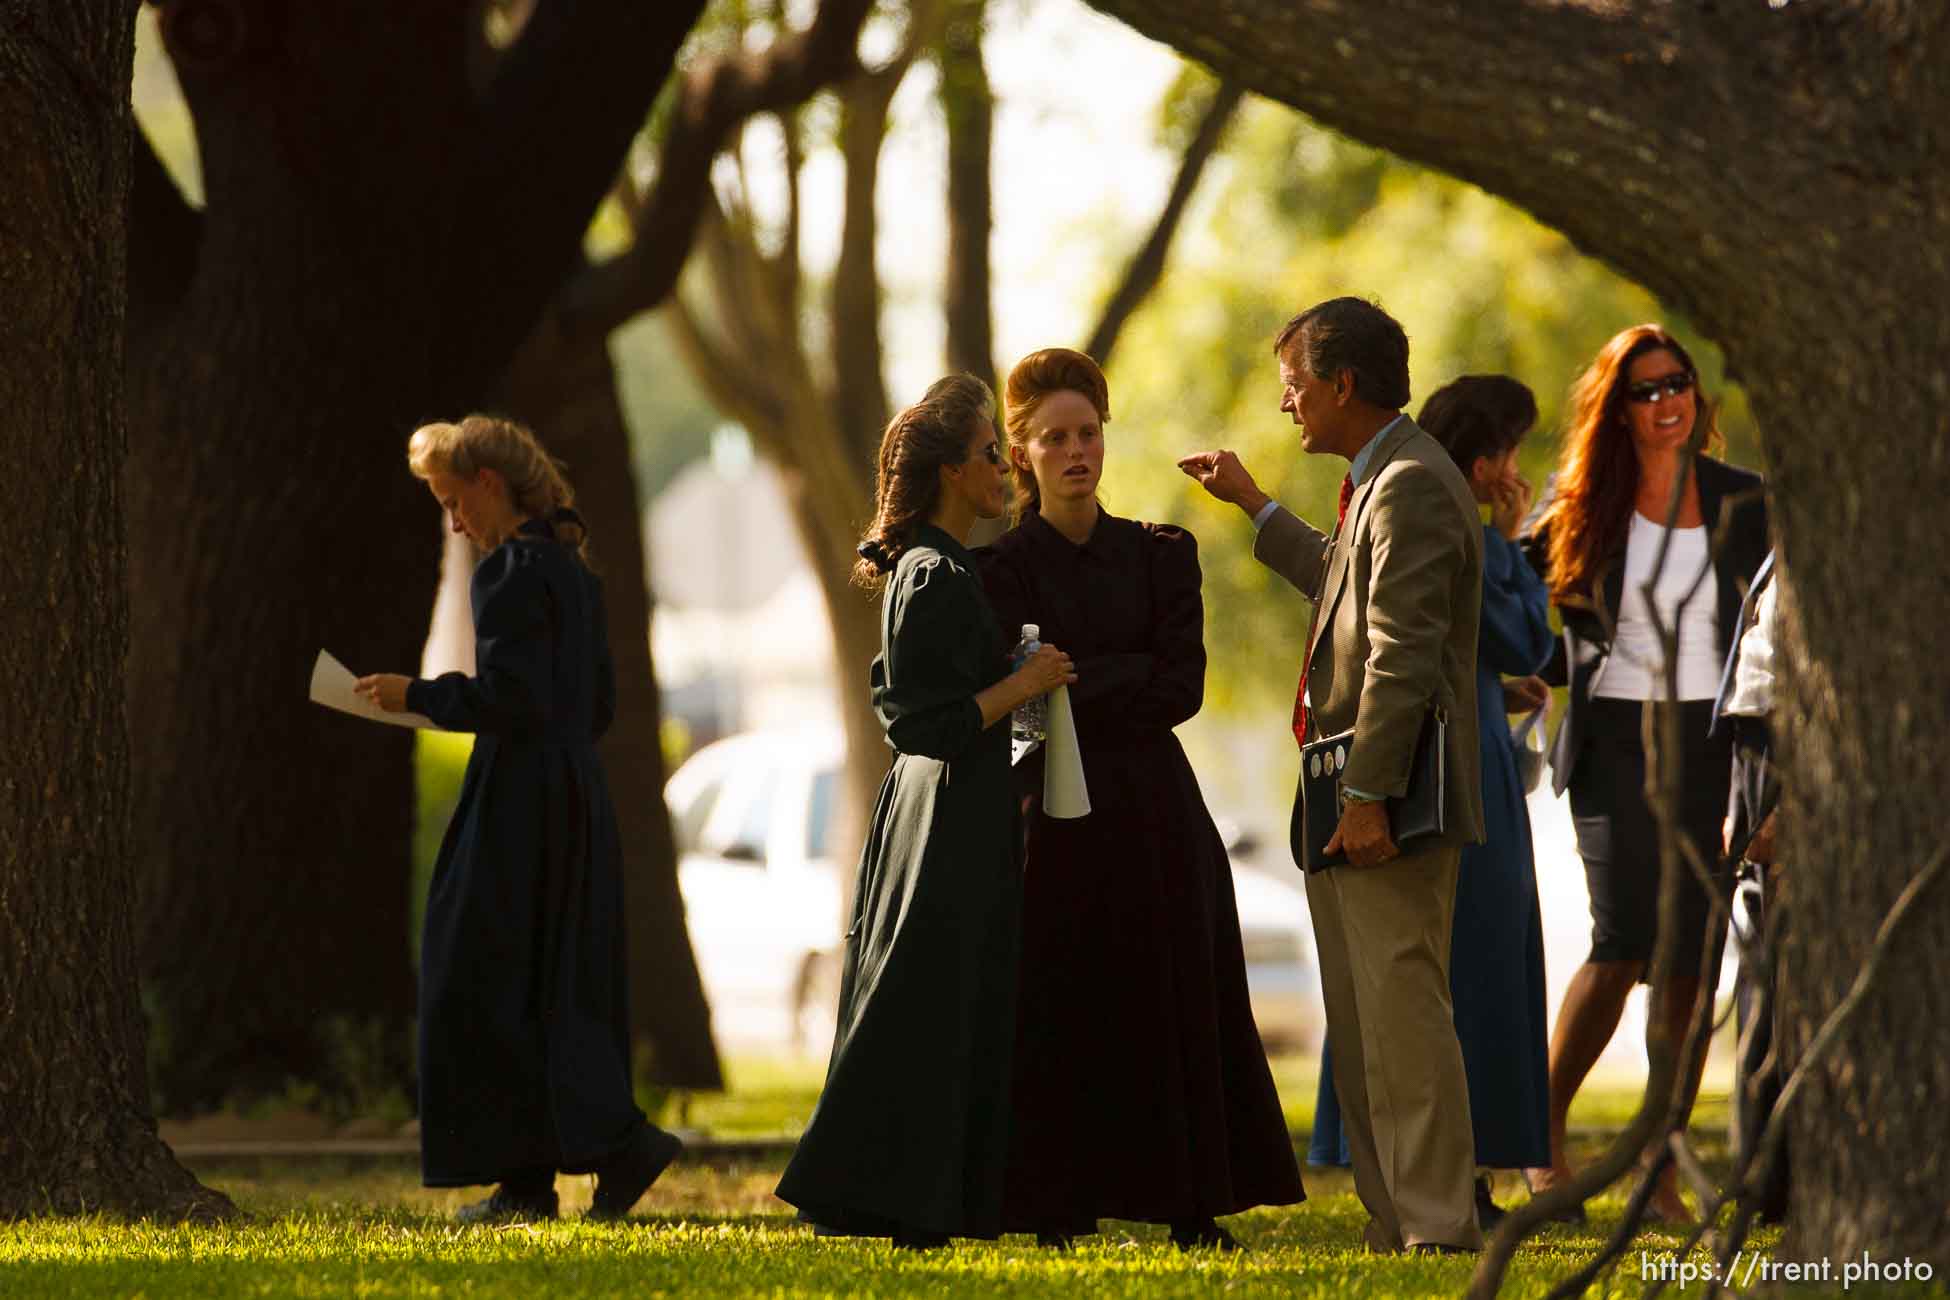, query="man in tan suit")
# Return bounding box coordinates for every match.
[1180,297,1486,1252]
